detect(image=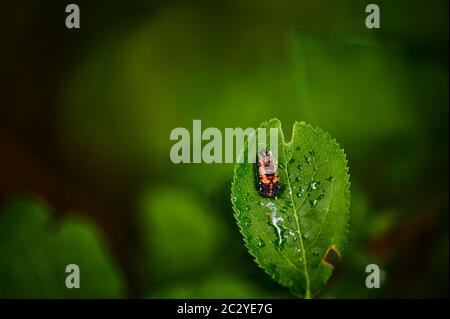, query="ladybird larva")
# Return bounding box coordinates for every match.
[256,149,281,198]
